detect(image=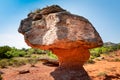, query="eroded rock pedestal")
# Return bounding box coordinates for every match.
[18,5,103,80]
[51,47,90,80]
